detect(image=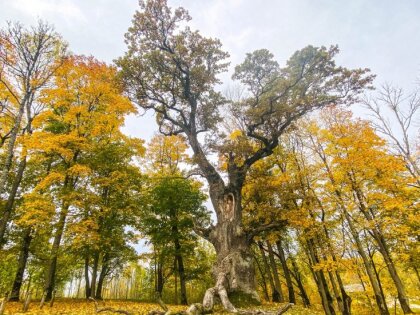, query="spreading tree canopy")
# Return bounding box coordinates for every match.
[117,0,374,311]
